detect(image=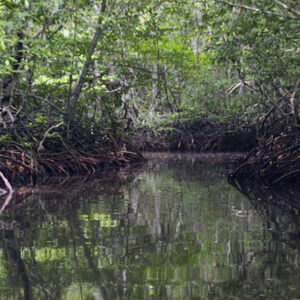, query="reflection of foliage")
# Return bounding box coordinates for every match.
[80,213,119,227]
[0,156,299,299]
